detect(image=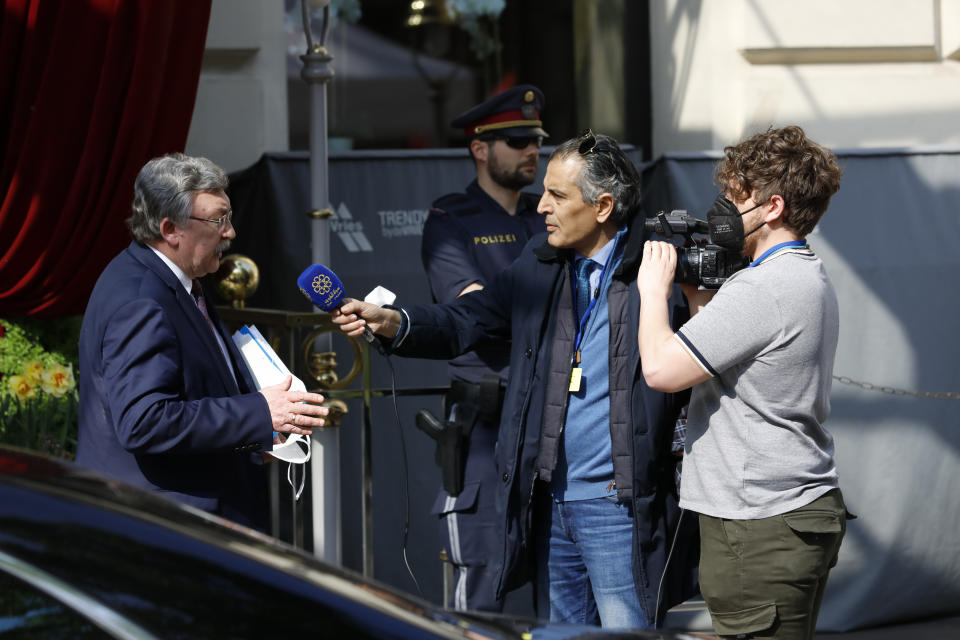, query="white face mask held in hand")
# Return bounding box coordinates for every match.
[272,433,311,500]
[270,432,311,464]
